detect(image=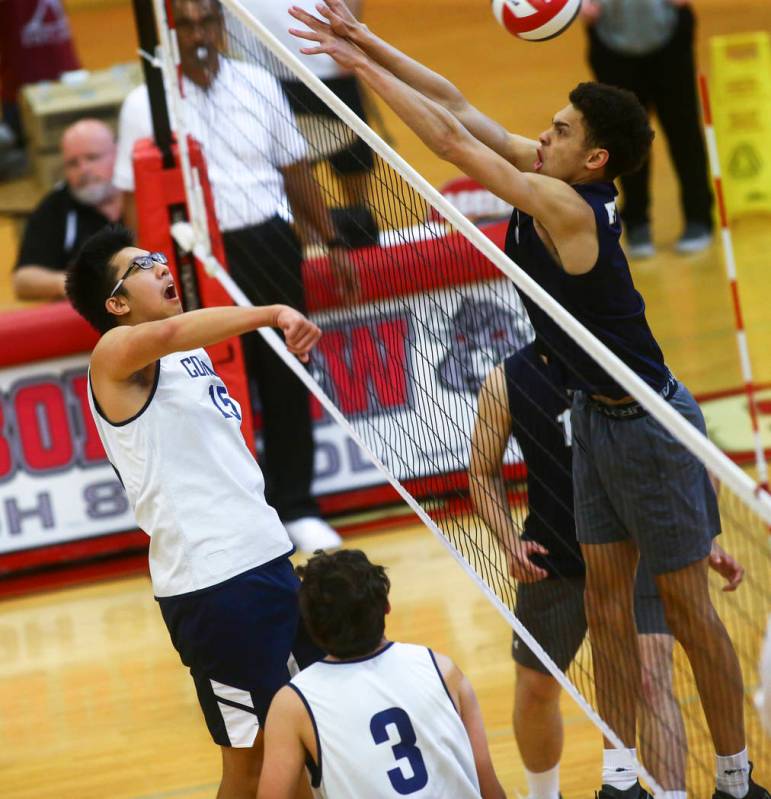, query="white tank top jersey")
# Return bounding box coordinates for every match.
[87,347,292,598]
[290,642,481,799]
